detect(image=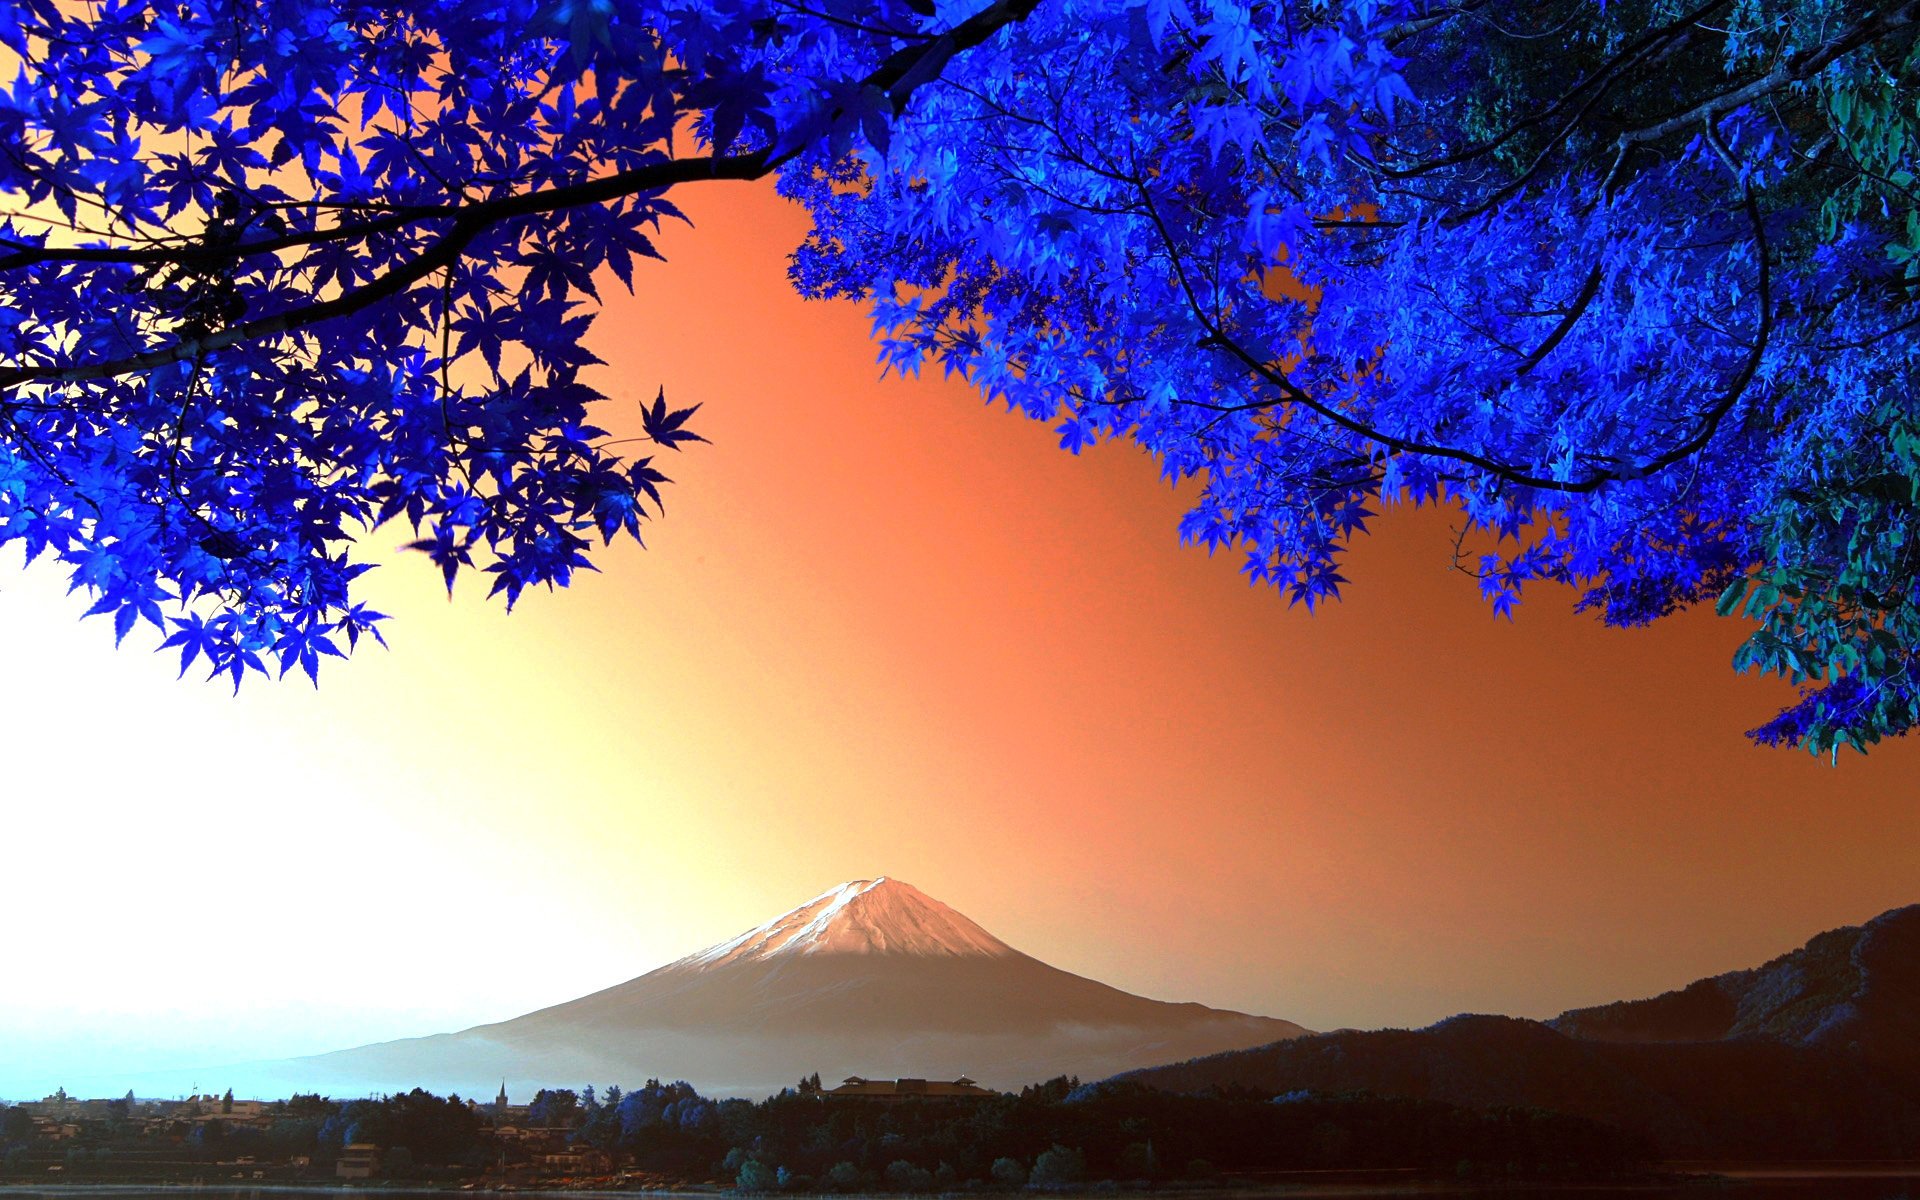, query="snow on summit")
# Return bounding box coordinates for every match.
[679,877,1015,967]
[253,874,1311,1097]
